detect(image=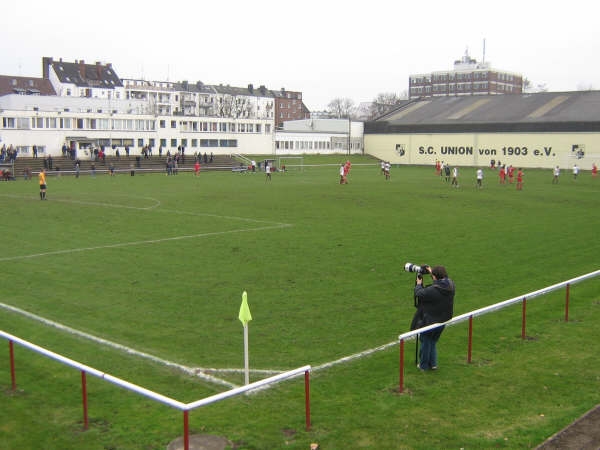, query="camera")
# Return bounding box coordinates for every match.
[404,262,430,275]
